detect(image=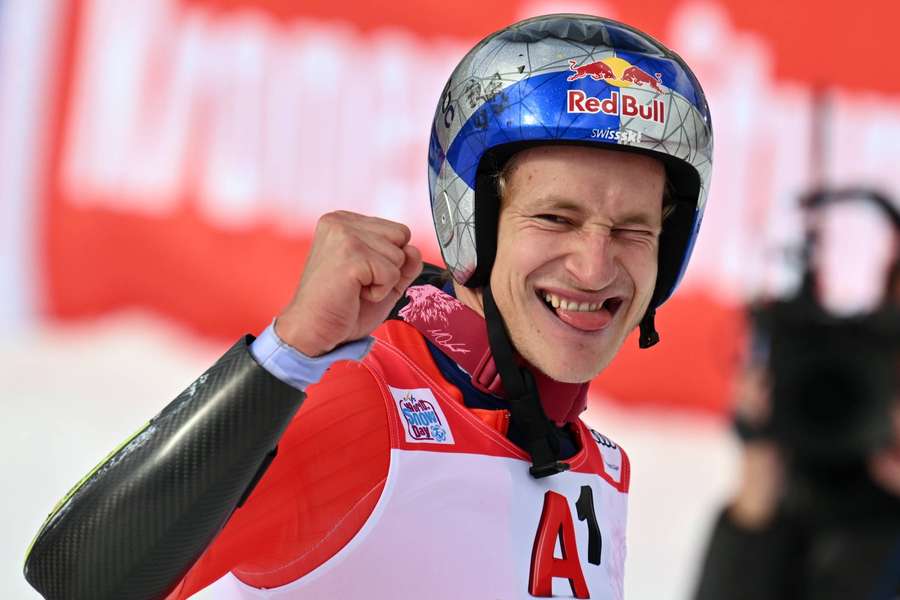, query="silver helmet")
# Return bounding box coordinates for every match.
[427,14,713,319]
